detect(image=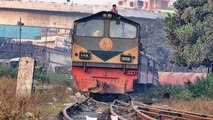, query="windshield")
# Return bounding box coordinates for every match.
[110,21,137,38]
[76,20,104,37]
